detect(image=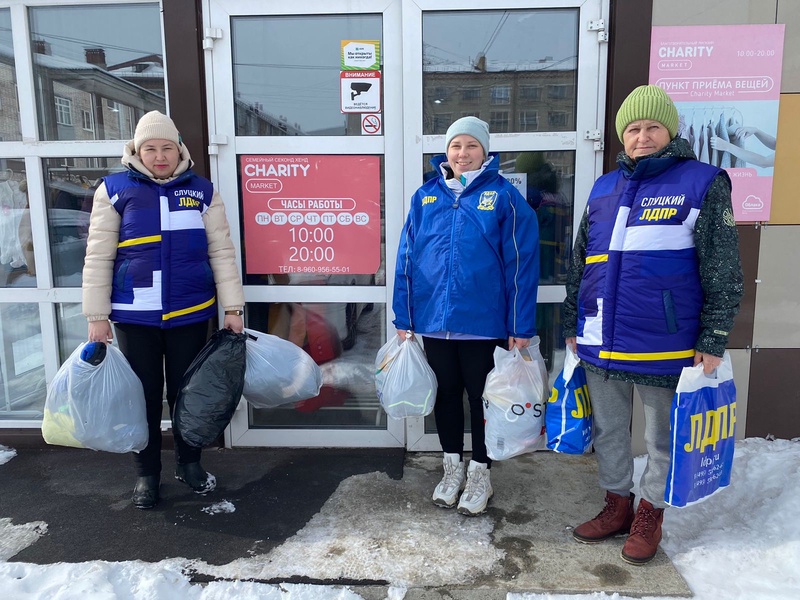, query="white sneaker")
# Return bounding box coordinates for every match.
[457,460,493,516]
[431,452,466,508]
